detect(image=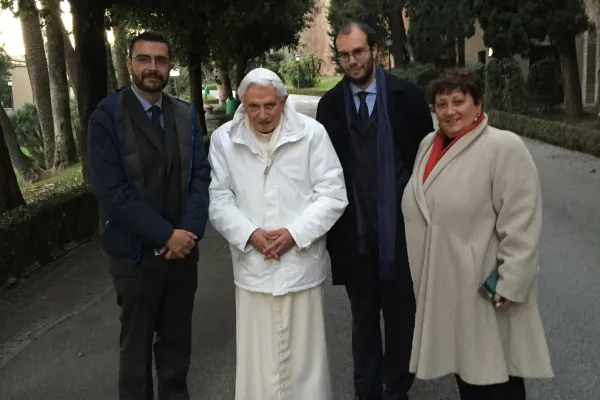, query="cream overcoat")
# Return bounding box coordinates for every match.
[401,115,554,385]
